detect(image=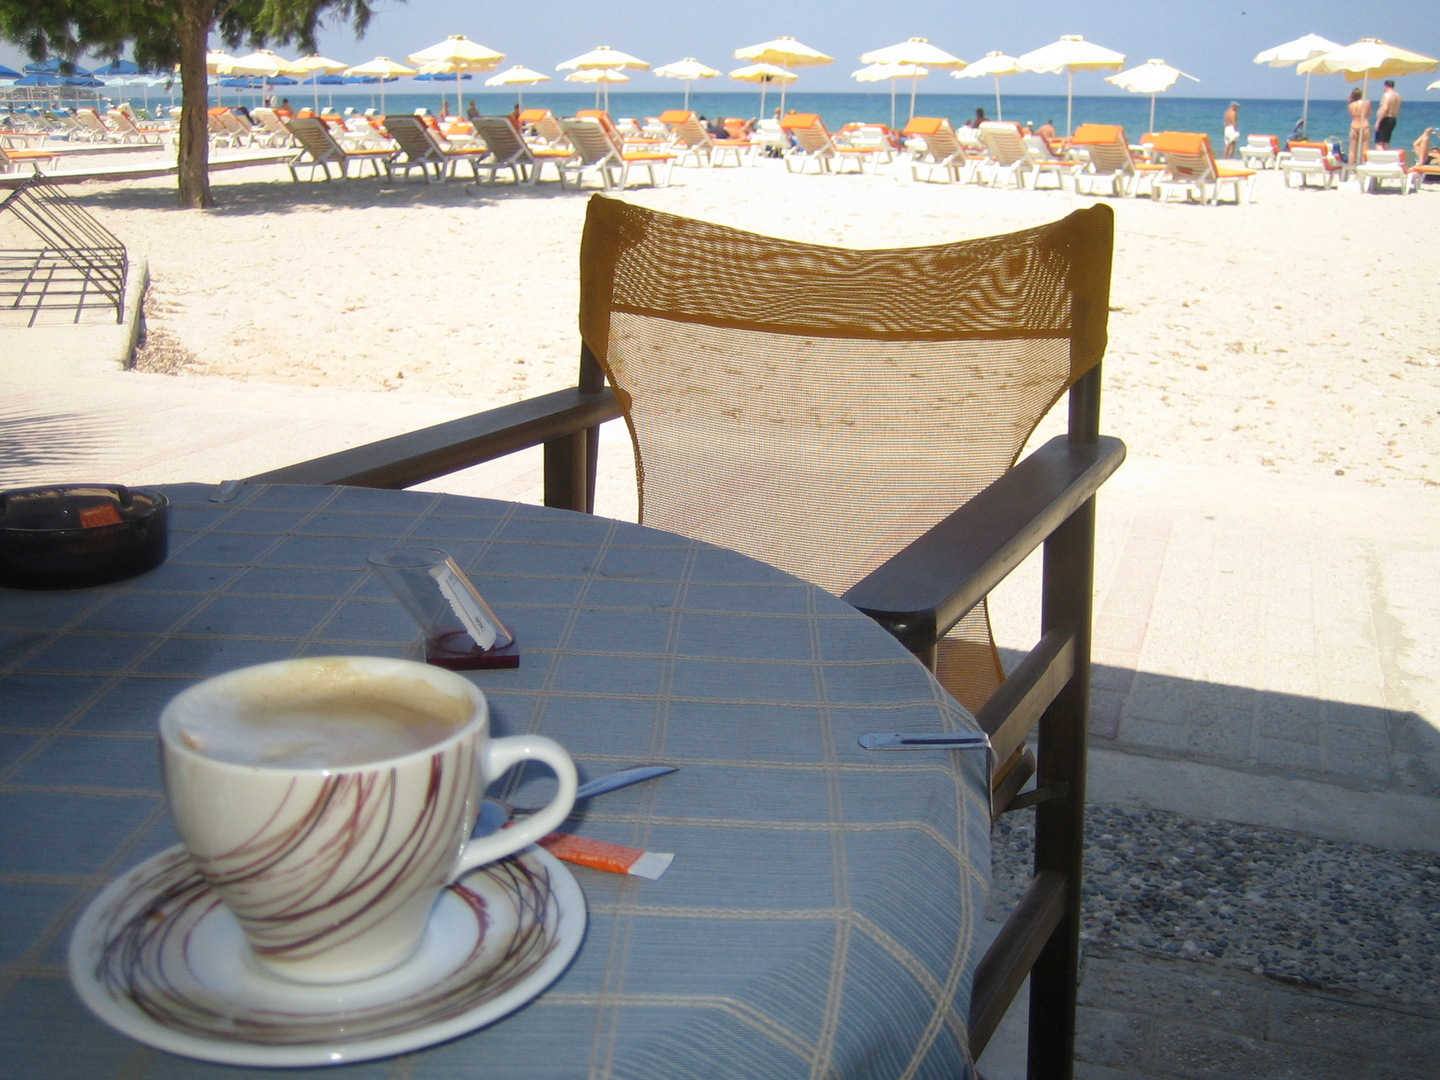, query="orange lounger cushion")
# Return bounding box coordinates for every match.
[780,113,820,130]
[1072,124,1124,145]
[904,117,946,136]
